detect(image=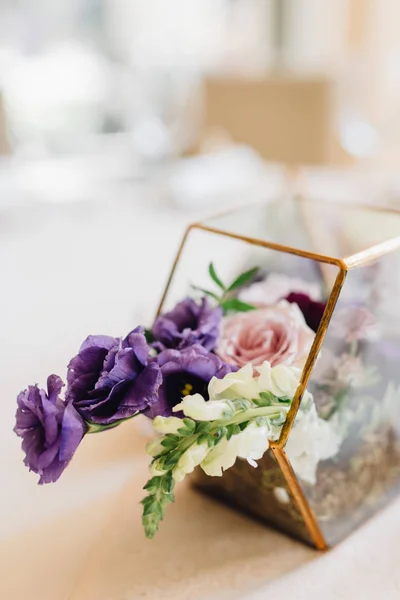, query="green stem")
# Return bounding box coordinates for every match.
[349,339,358,356]
[85,411,139,434]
